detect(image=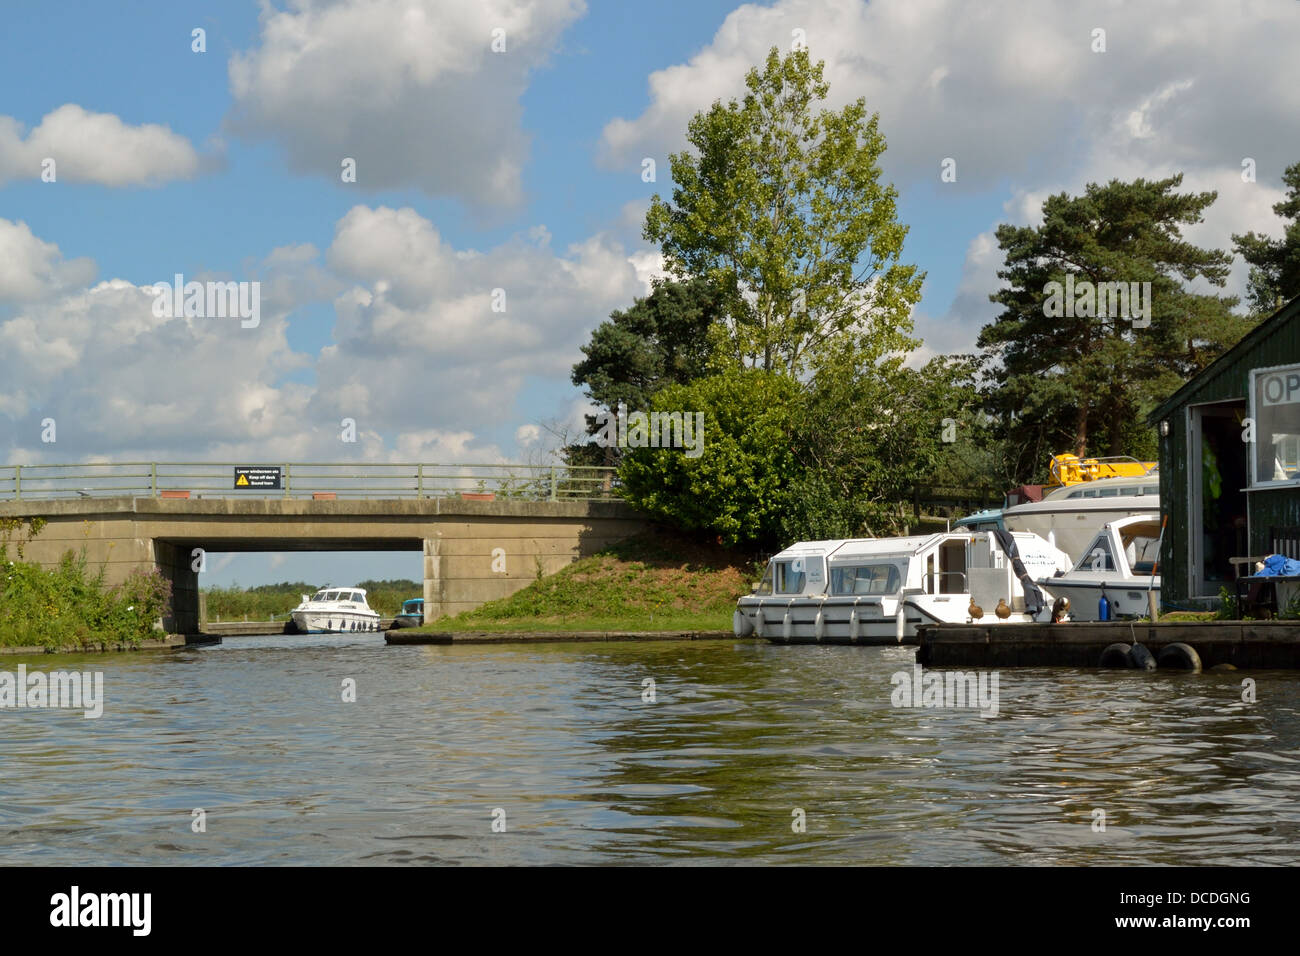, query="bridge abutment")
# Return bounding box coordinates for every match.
[1,496,649,633]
